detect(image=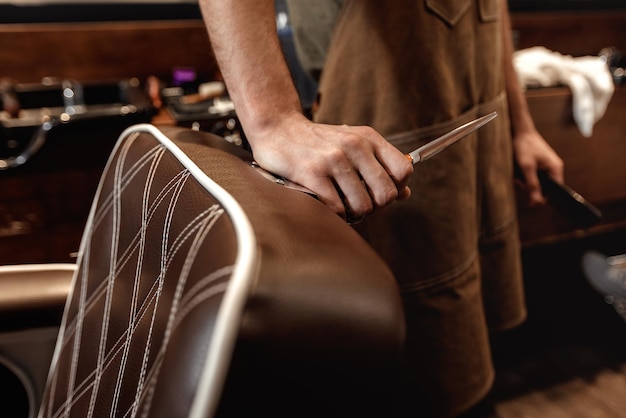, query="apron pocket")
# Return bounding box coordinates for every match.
[477,0,499,23]
[425,0,471,27]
